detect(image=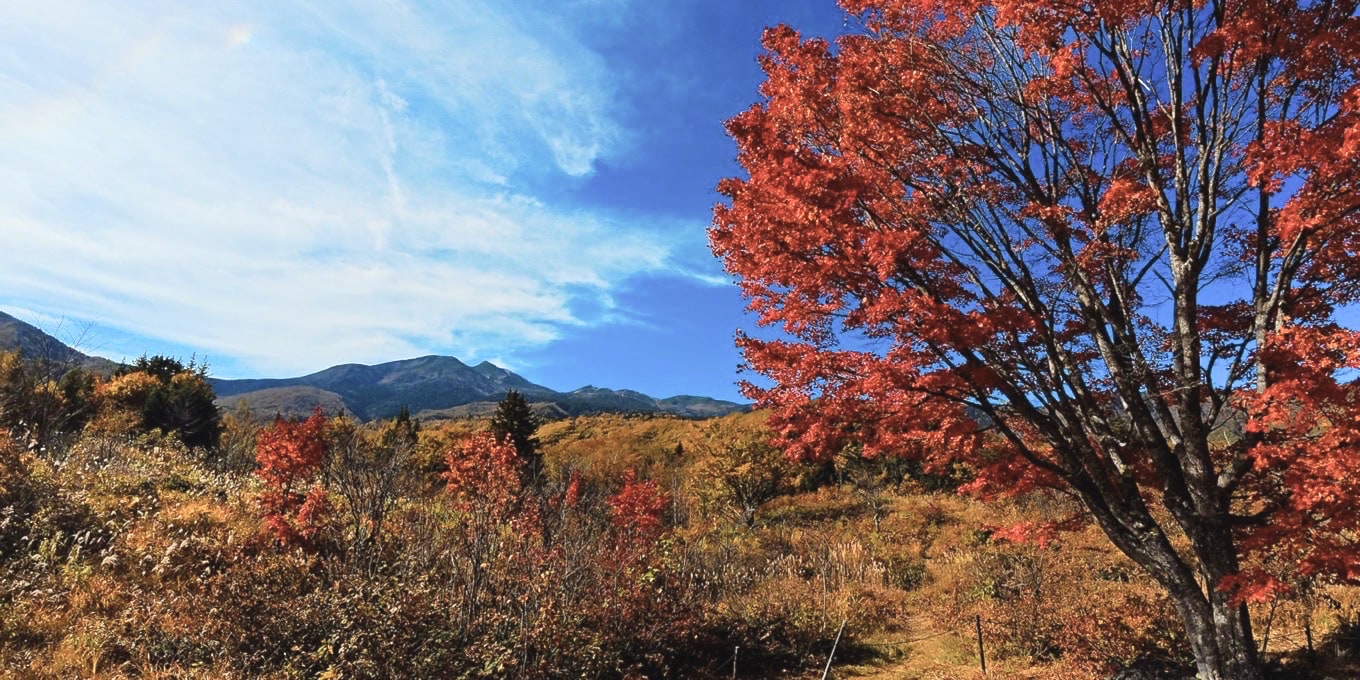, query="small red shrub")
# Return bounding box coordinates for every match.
[256,409,329,546]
